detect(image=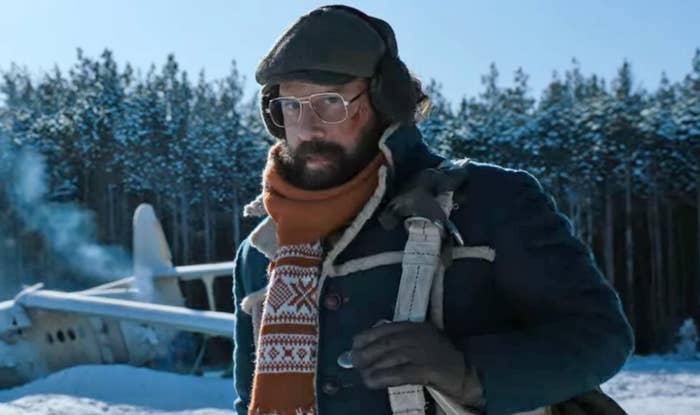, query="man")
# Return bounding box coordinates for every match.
[232,5,633,415]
